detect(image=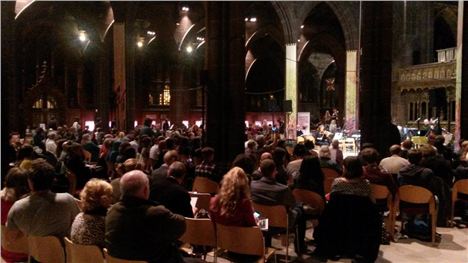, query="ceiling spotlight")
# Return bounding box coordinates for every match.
[137,40,144,48]
[147,31,156,36]
[181,6,189,12]
[249,17,257,22]
[196,37,205,41]
[300,25,304,29]
[244,17,249,22]
[78,30,87,42]
[297,39,301,42]
[186,45,193,53]
[176,22,180,26]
